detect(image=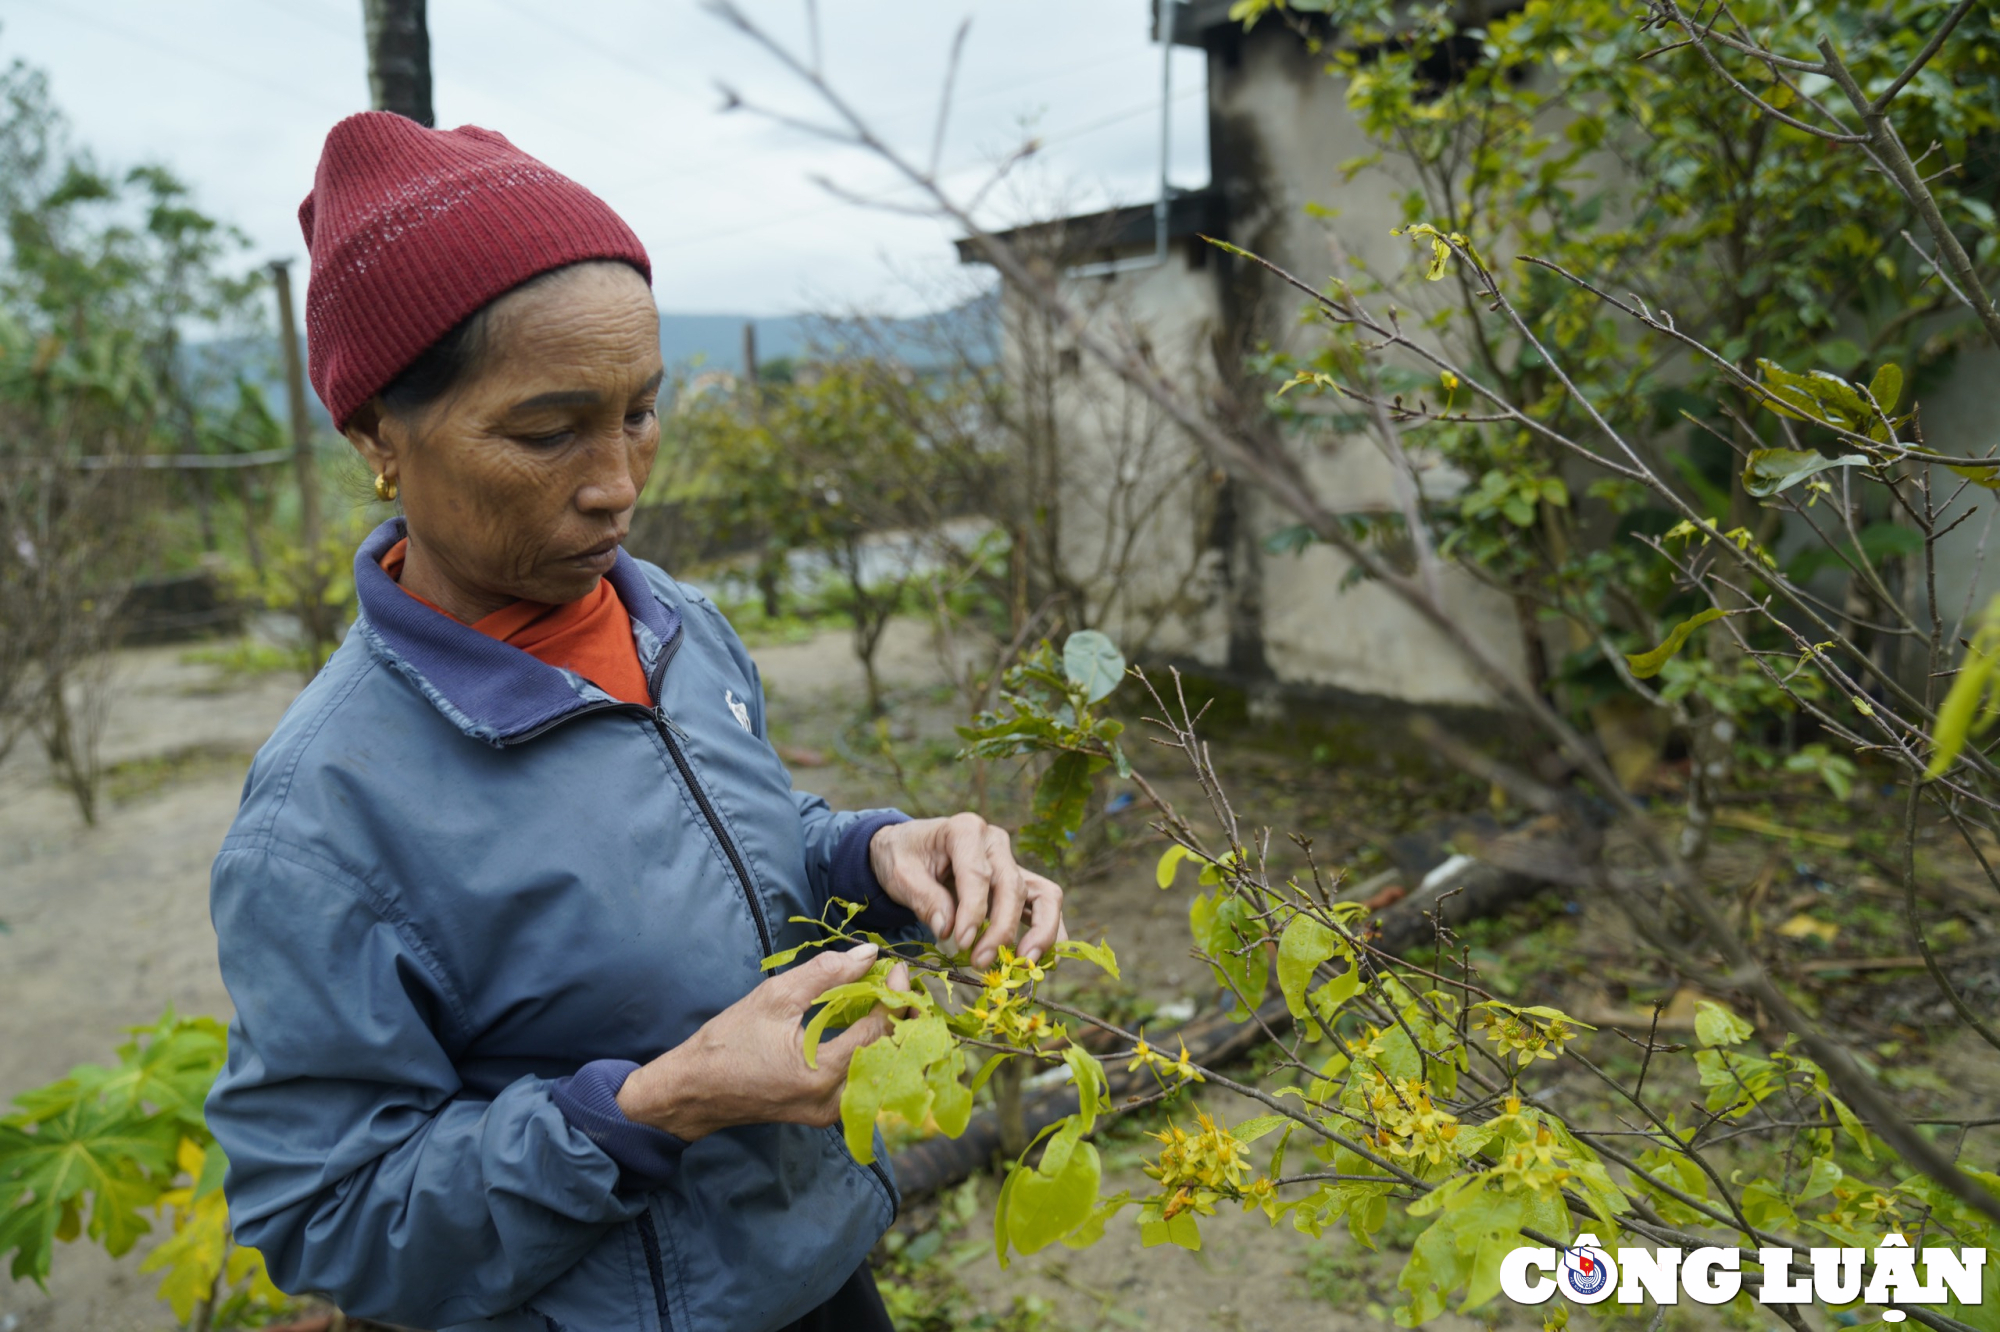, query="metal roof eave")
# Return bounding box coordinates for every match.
[952,188,1223,267]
